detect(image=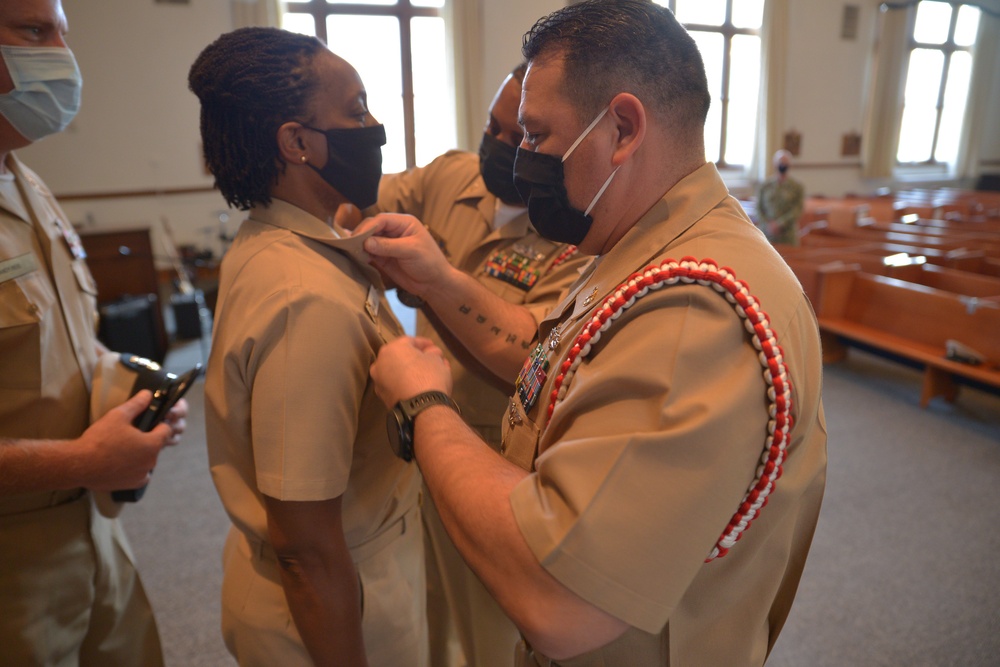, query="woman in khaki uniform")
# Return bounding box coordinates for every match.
[190,28,426,667]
